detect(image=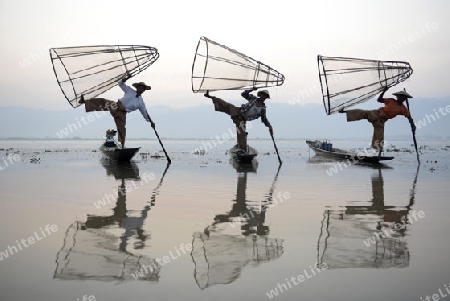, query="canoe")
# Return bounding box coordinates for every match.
[100,145,140,162]
[98,130,140,162]
[306,140,393,163]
